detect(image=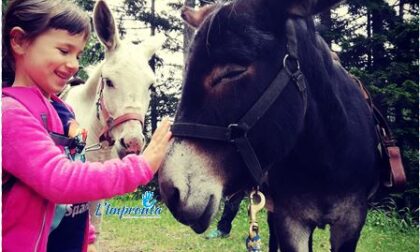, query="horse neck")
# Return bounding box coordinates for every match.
[83,63,103,101]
